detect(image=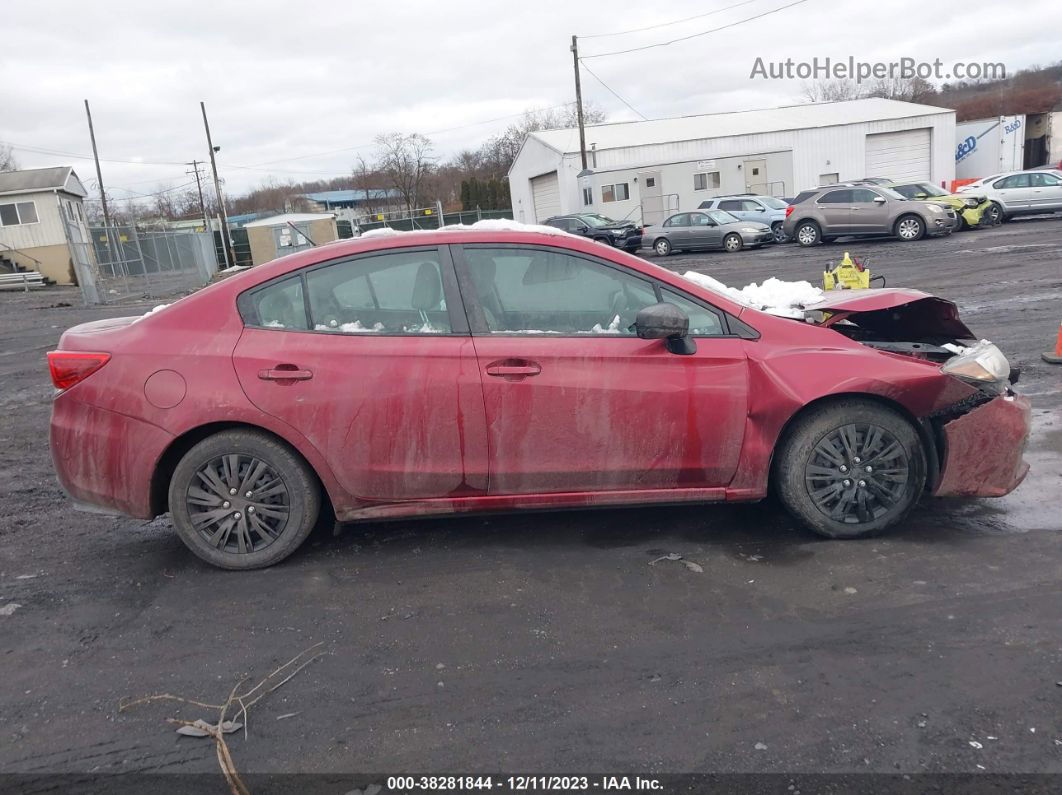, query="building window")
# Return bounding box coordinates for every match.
[601,183,630,203]
[0,201,38,226]
[819,173,839,185]
[693,172,720,191]
[645,177,656,188]
[582,187,593,206]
